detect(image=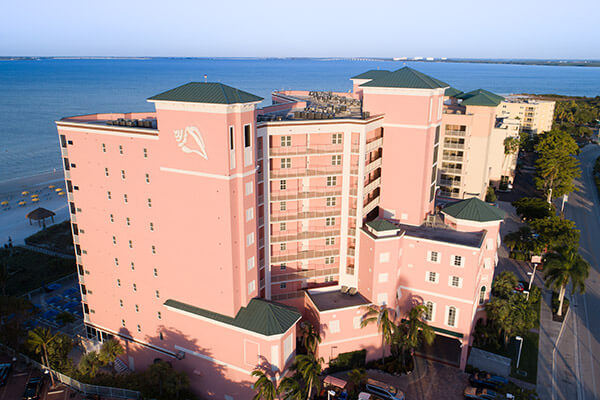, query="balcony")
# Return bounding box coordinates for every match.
[269,144,343,157]
[270,248,340,263]
[346,265,355,275]
[270,267,339,283]
[348,227,356,236]
[440,166,463,175]
[258,216,265,226]
[439,179,461,187]
[351,143,360,153]
[270,166,343,179]
[364,157,382,175]
[442,154,464,162]
[363,195,380,215]
[347,247,355,256]
[257,194,264,204]
[258,238,265,248]
[444,130,466,137]
[270,188,342,201]
[443,142,465,150]
[271,229,341,243]
[270,209,341,222]
[365,136,383,153]
[364,176,381,195]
